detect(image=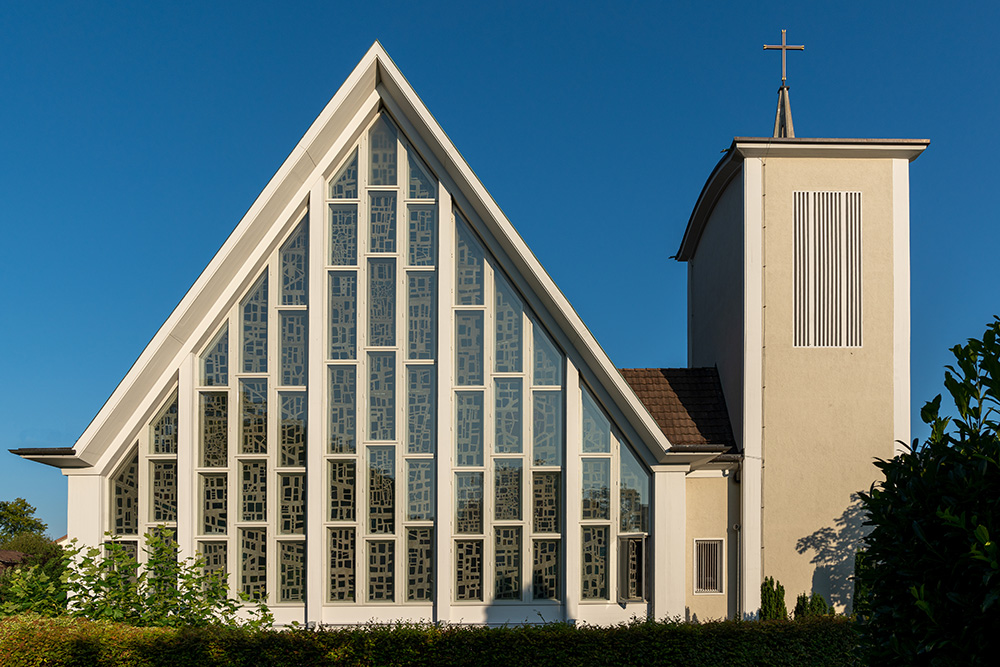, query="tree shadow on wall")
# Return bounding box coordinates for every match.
[794,494,867,613]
